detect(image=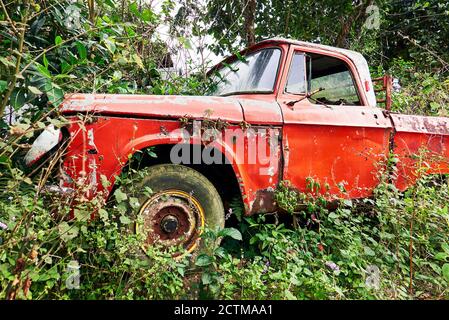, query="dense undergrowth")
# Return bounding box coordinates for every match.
[1,141,449,299]
[1,0,449,300]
